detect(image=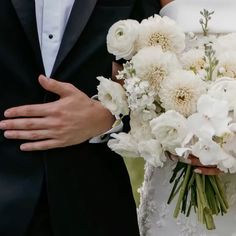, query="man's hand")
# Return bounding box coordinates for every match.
[0,75,115,151]
[169,153,222,176]
[160,0,172,7]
